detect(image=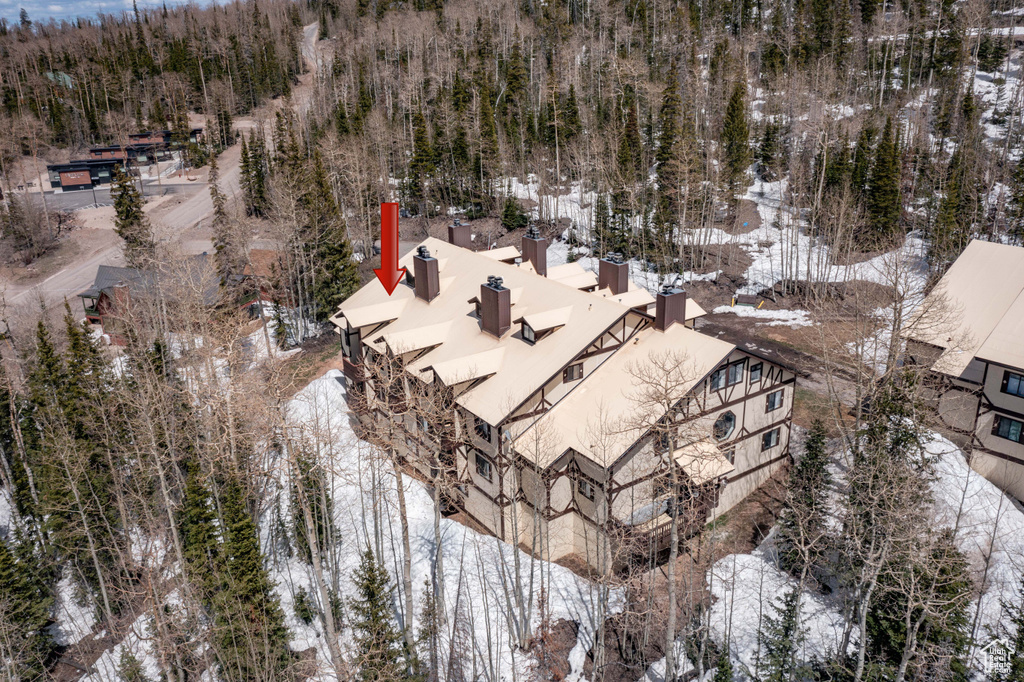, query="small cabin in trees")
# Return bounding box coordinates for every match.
[78,252,273,344]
